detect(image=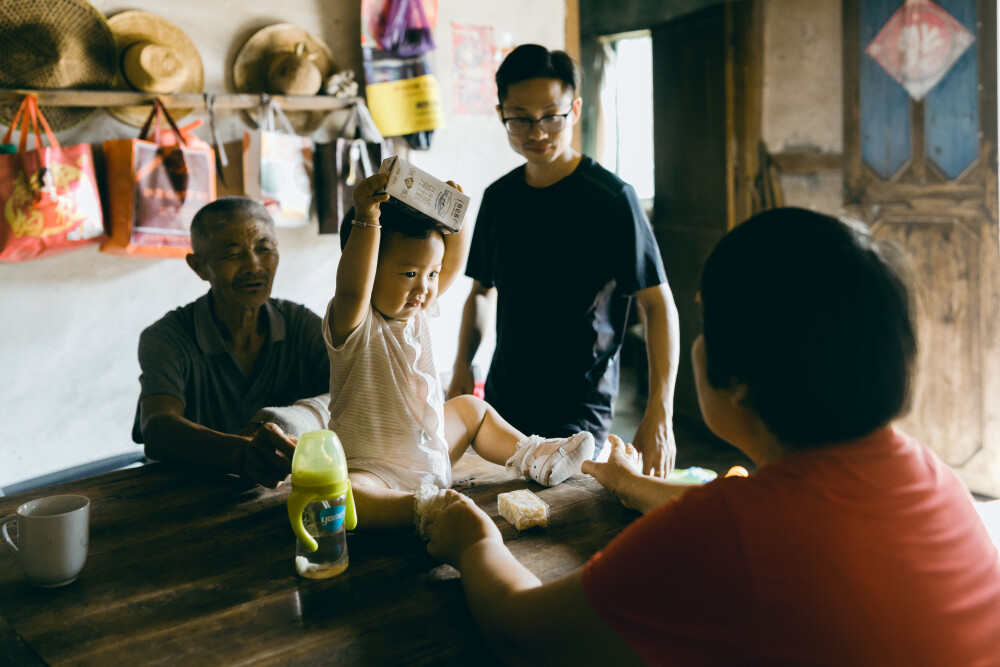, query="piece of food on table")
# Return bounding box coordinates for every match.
[497,489,550,530]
